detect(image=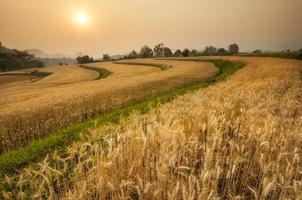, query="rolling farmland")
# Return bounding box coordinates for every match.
[1,0,301,199]
[0,57,301,199]
[0,60,218,153]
